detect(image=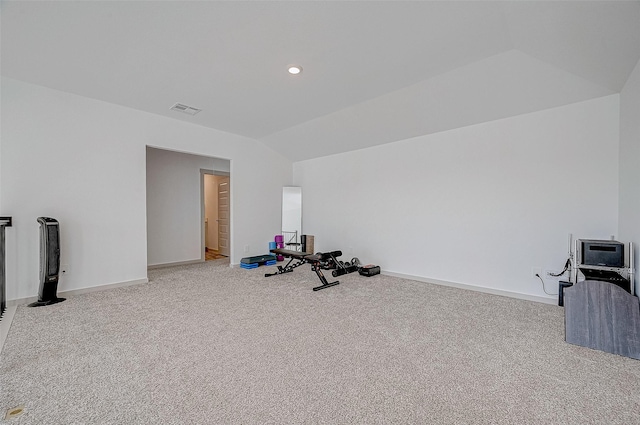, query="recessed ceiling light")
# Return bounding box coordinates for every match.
[288,65,302,75]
